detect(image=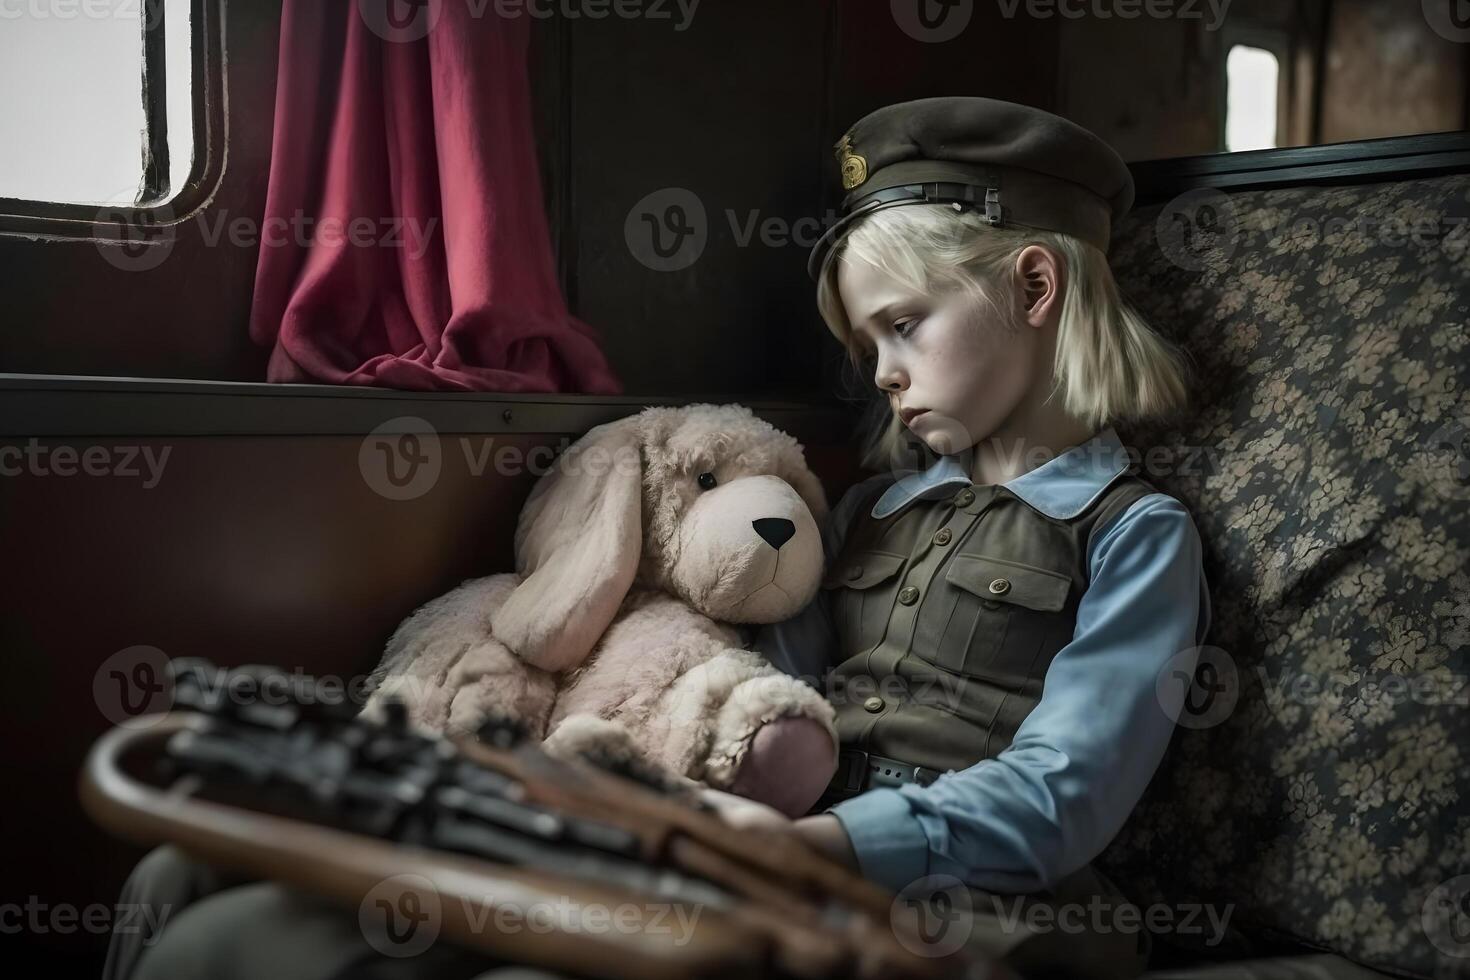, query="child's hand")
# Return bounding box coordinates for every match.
[699,788,860,873]
[698,786,795,833]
